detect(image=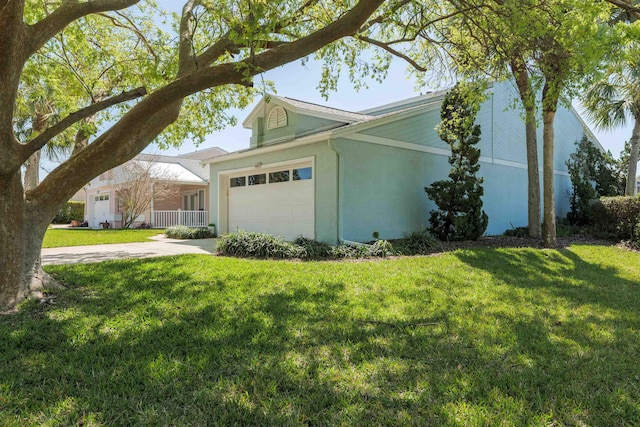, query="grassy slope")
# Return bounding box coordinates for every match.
[1,245,639,425]
[43,228,165,248]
